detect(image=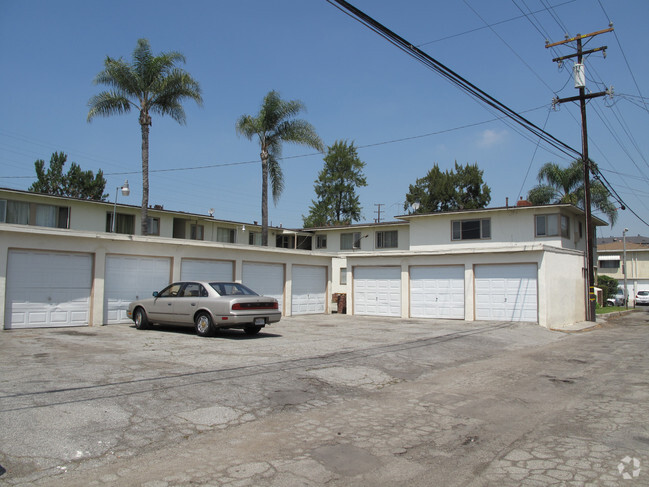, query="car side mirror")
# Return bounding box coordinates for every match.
[153,291,159,297]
